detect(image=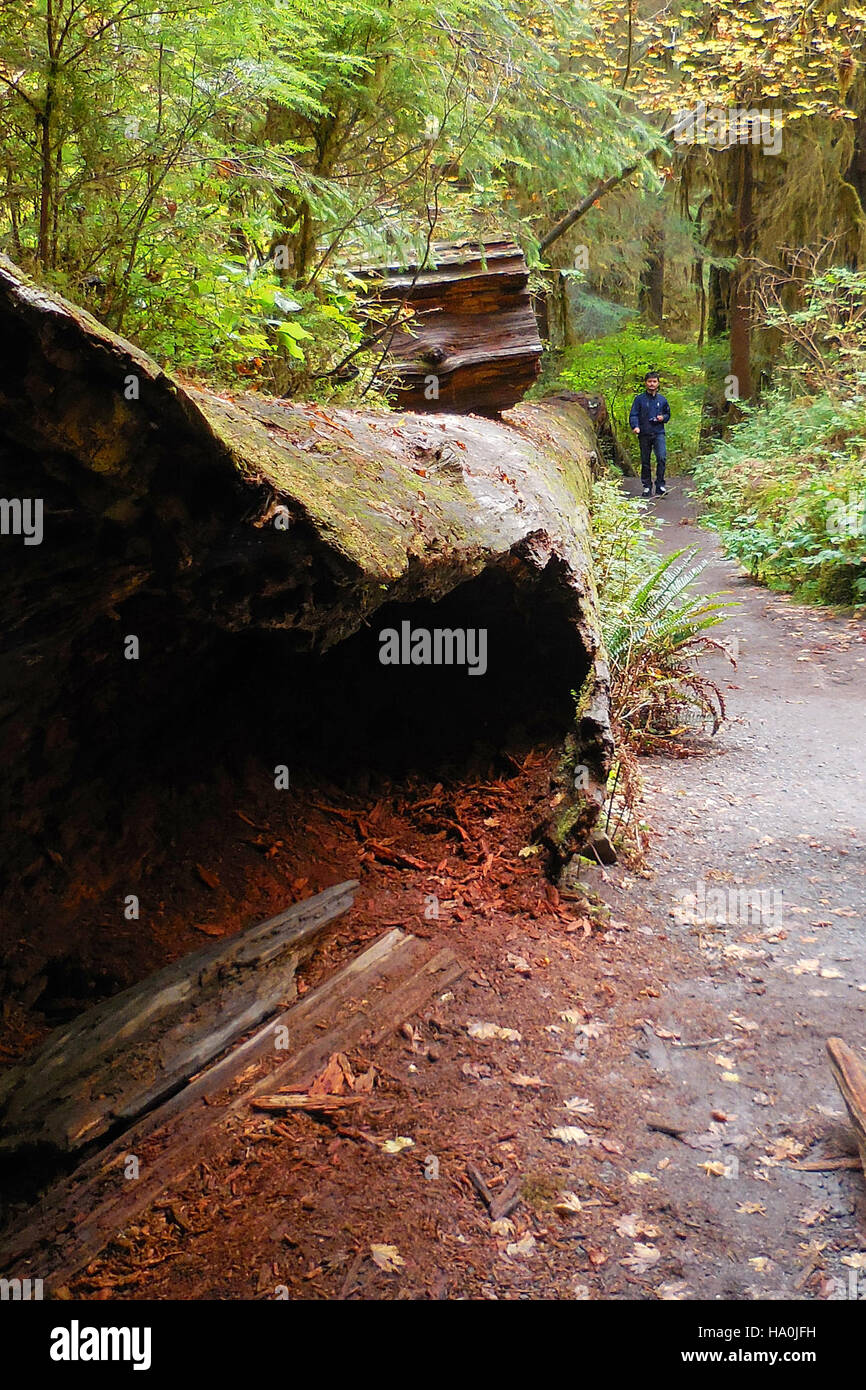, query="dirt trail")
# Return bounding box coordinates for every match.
[603,478,866,1298]
[58,480,866,1303]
